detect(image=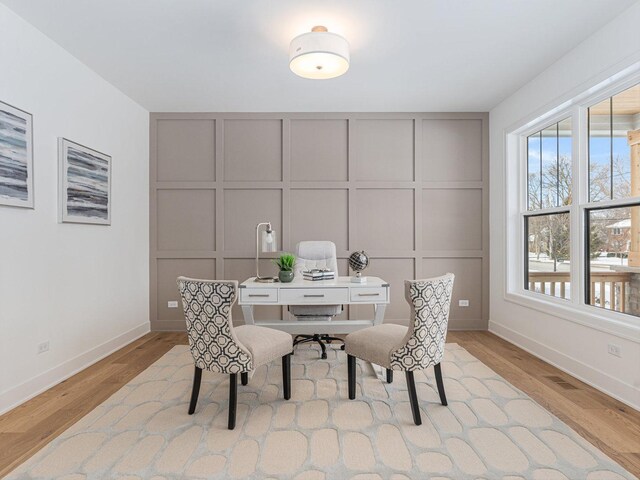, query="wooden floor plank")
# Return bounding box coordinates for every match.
[0,331,638,478]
